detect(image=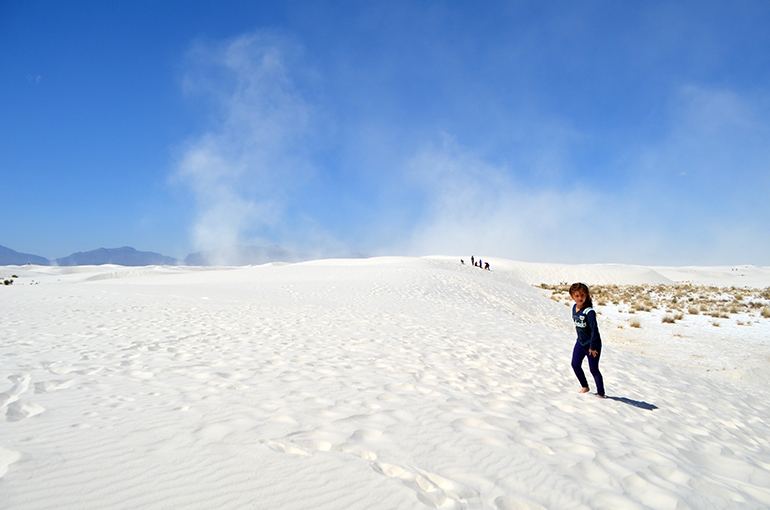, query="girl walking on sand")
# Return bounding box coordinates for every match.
[569,283,605,398]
